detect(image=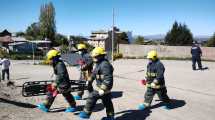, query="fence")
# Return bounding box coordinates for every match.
[119,44,215,60]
